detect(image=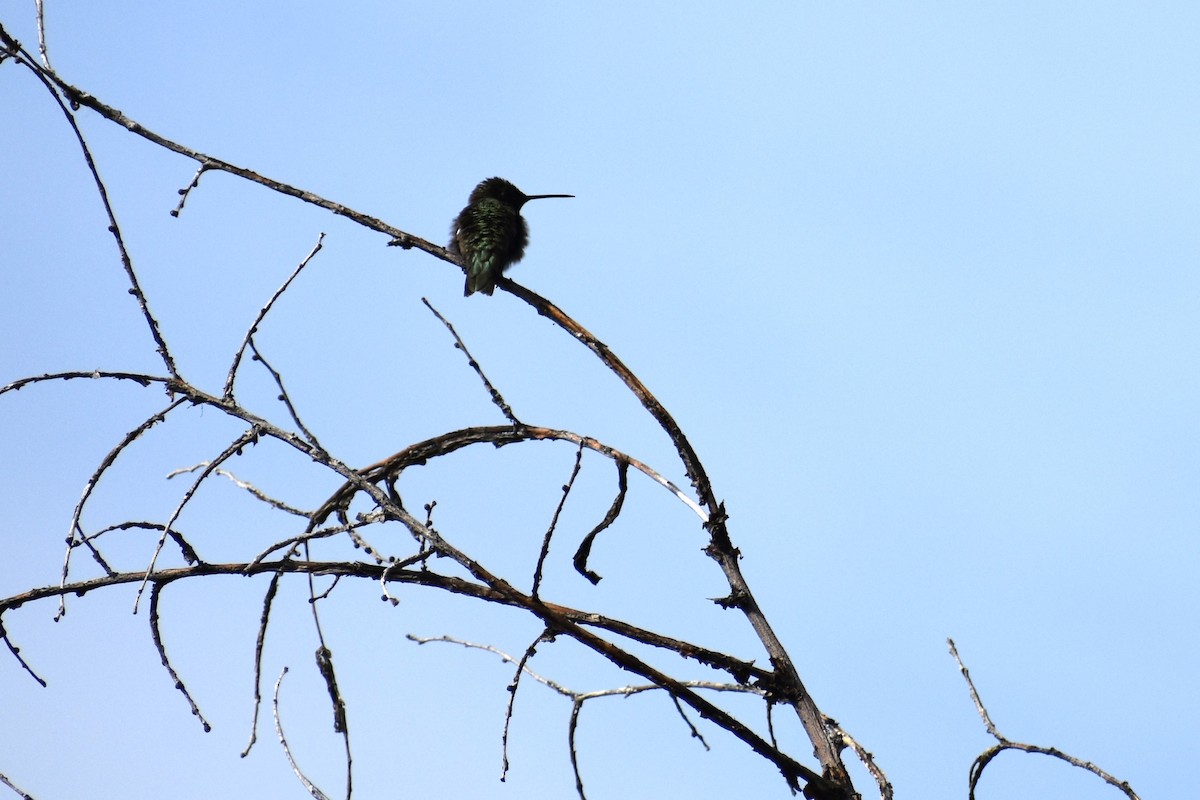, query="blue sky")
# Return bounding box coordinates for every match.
[2,3,1197,798]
